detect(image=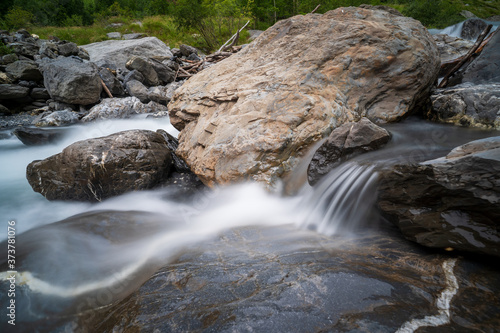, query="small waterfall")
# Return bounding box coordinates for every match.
[298,163,379,236]
[429,19,499,39]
